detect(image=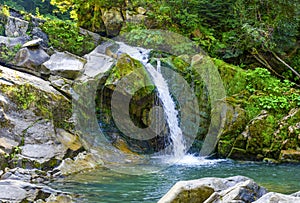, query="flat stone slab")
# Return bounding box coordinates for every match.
[21,38,43,48]
[21,144,66,163]
[42,52,86,79]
